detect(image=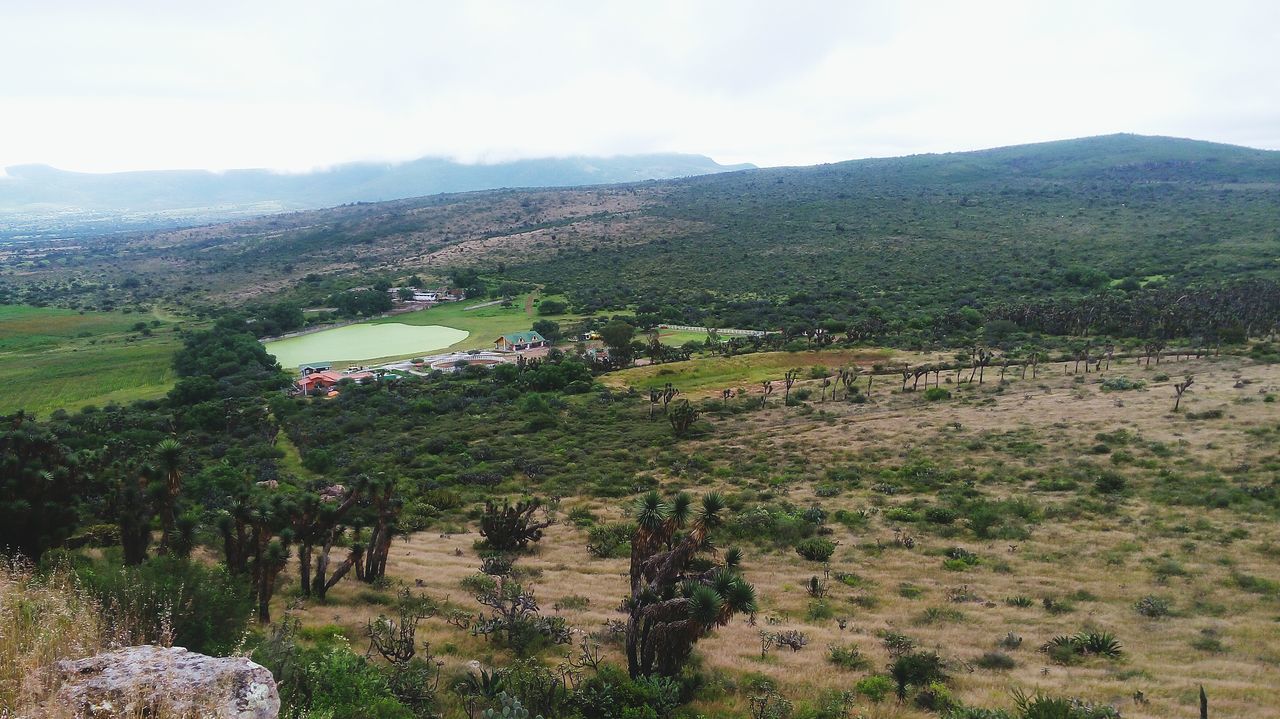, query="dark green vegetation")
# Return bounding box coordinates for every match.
[517,135,1280,345]
[5,134,1278,351]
